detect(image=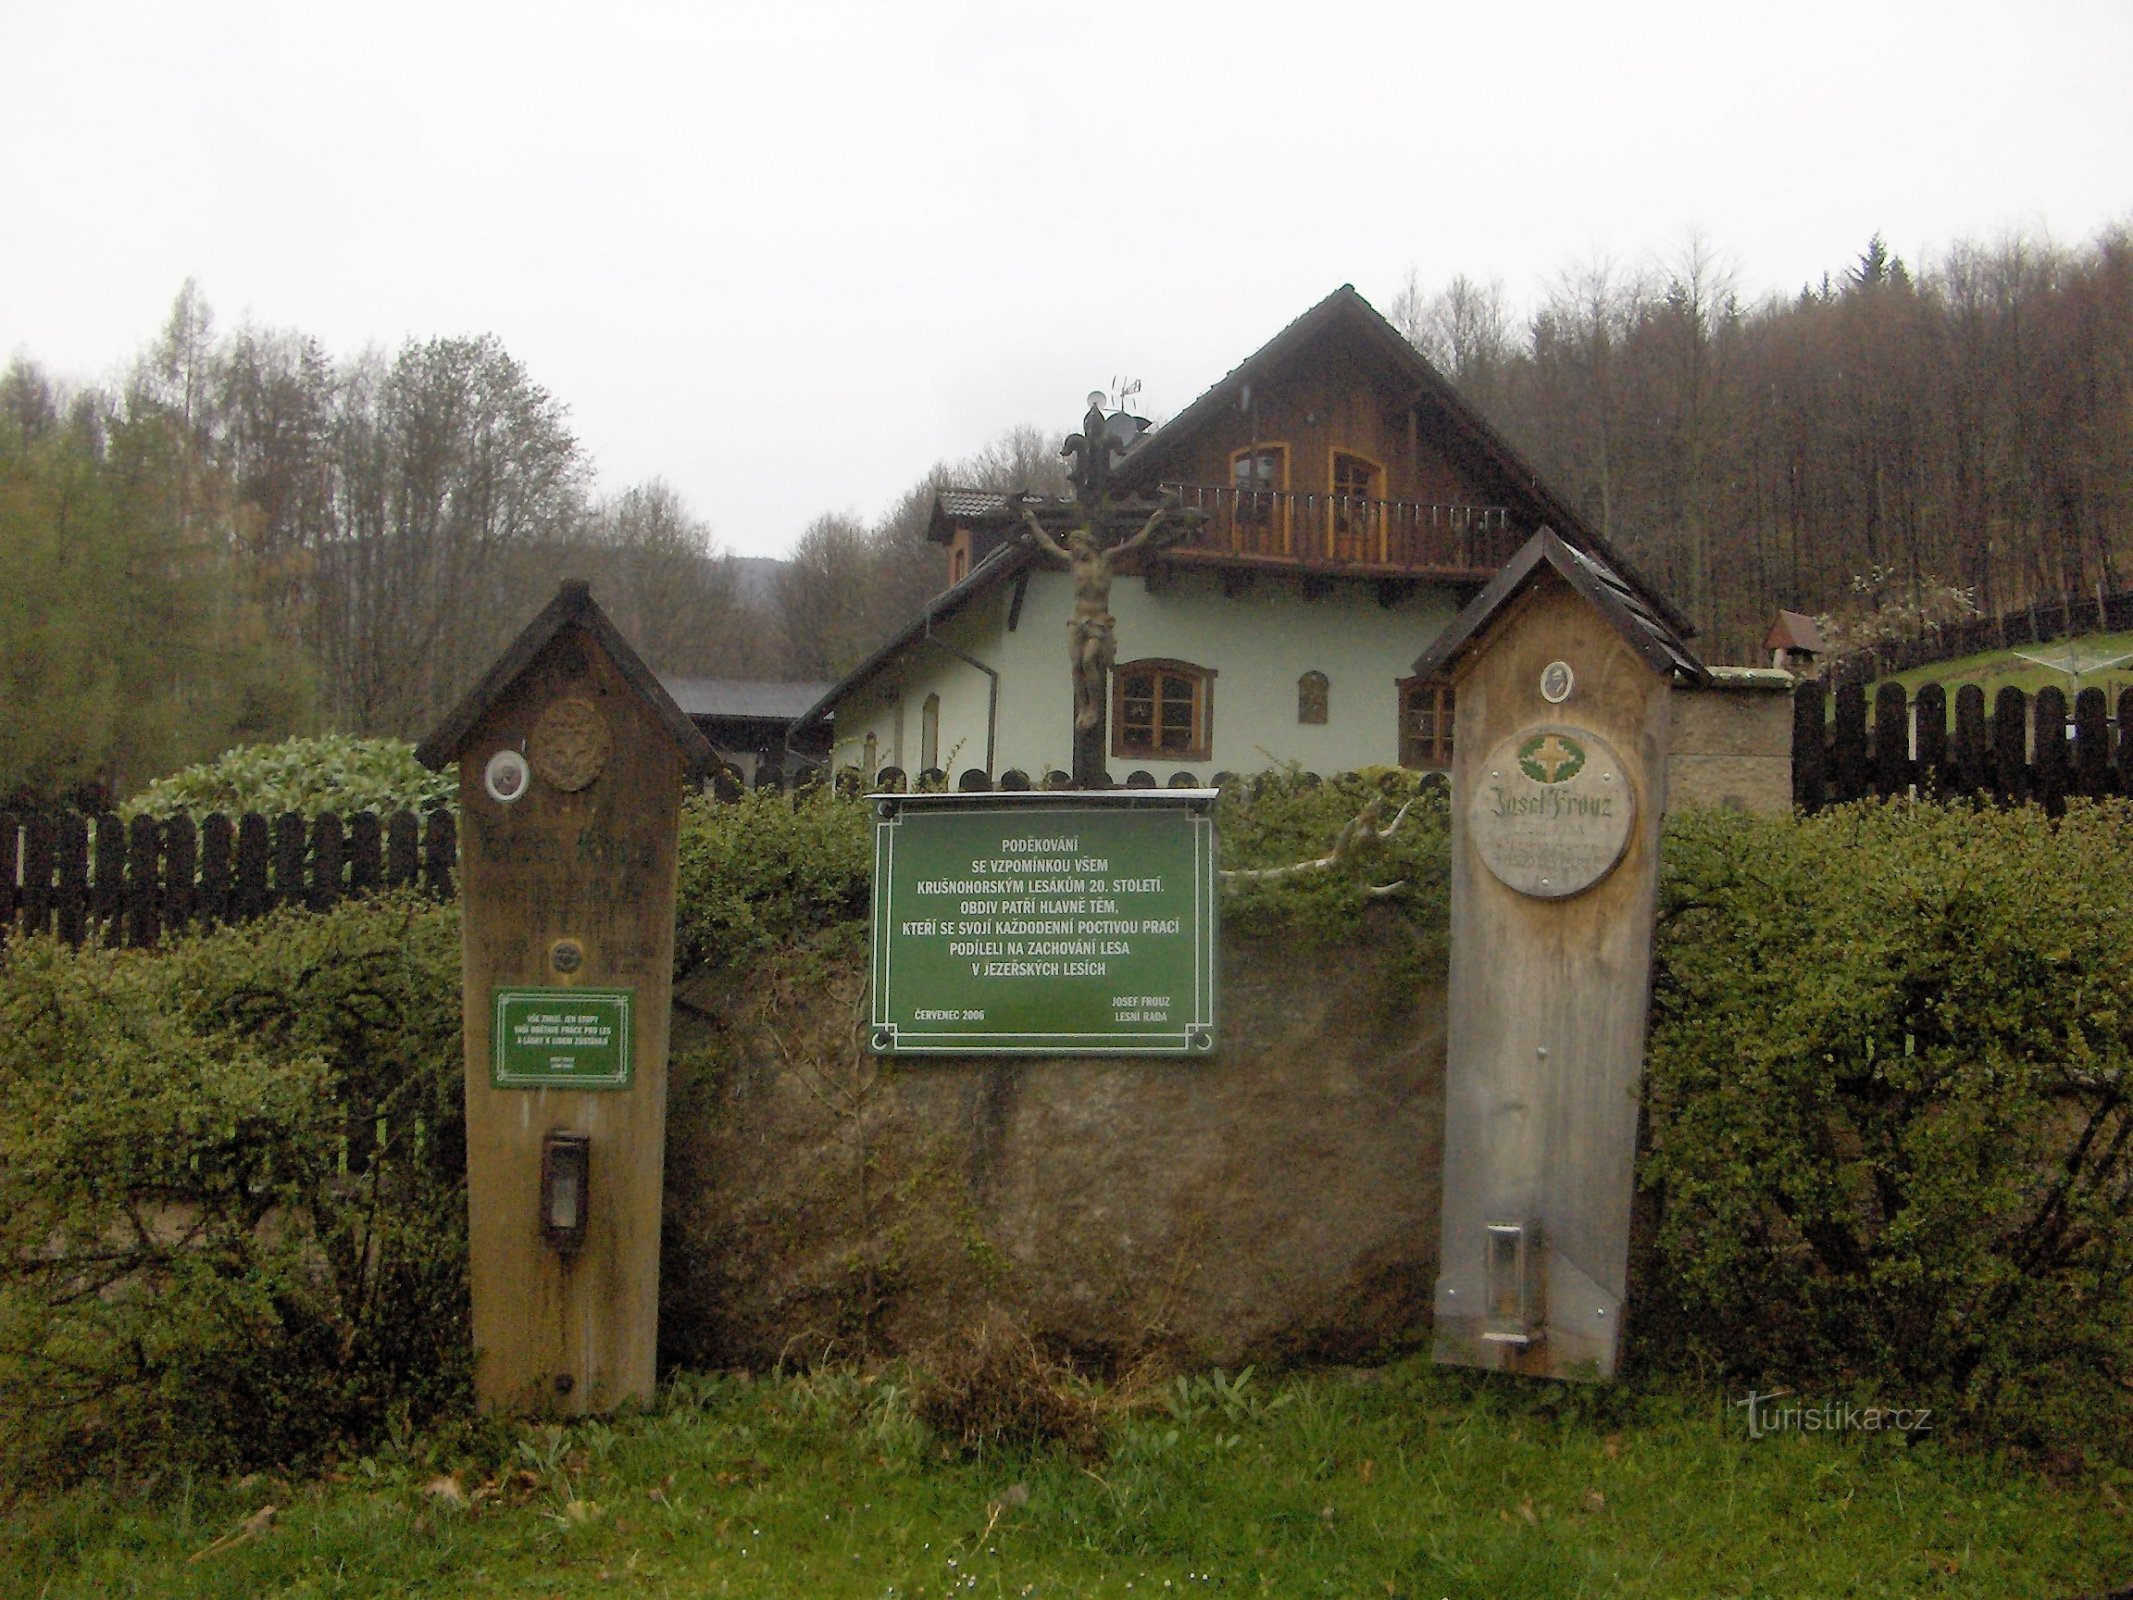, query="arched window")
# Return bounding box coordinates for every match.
[921,692,940,773]
[1113,659,1214,762]
[1298,670,1329,725]
[1397,677,1454,770]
